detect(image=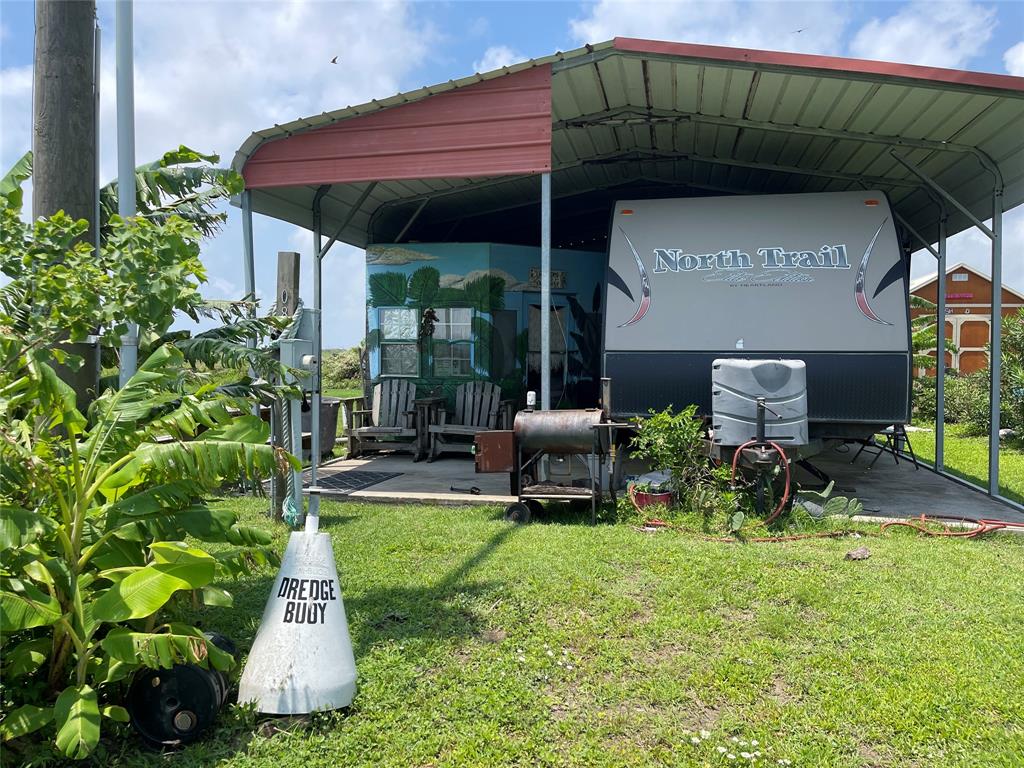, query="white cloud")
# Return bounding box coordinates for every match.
[473,45,524,73]
[848,1,995,68]
[569,0,850,55]
[0,65,32,175]
[0,1,436,349]
[910,210,1024,298]
[88,0,437,185]
[1005,41,1024,76]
